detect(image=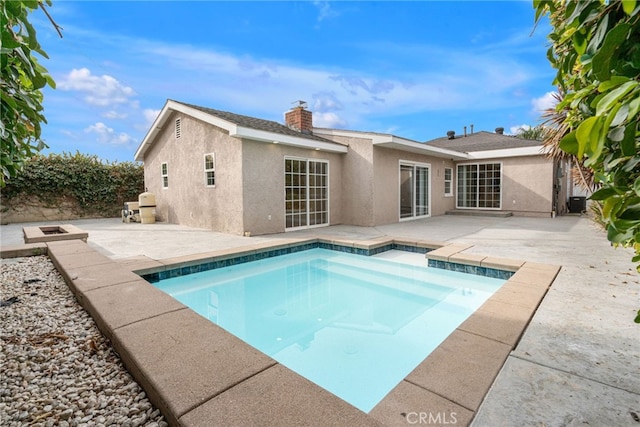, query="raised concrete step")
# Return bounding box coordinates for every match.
[445,209,513,218]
